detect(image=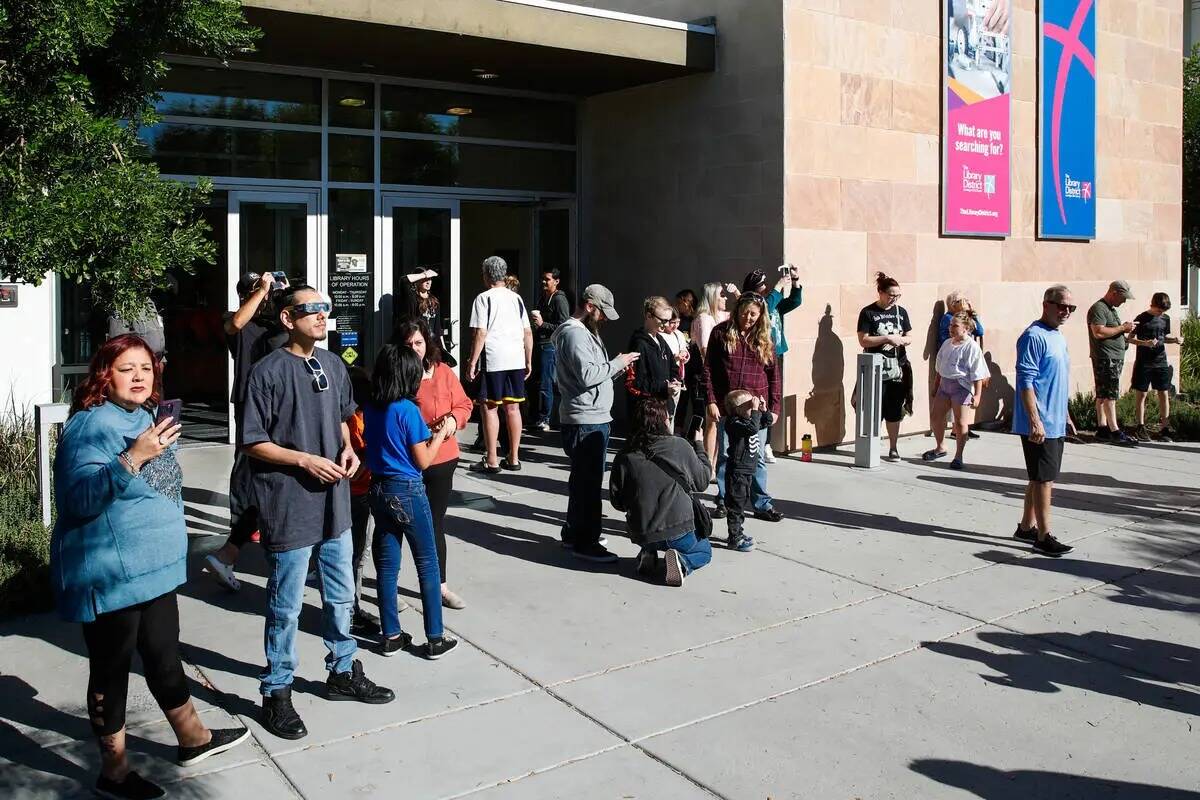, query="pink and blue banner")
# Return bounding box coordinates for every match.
[942,0,1012,237]
[1038,0,1096,240]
